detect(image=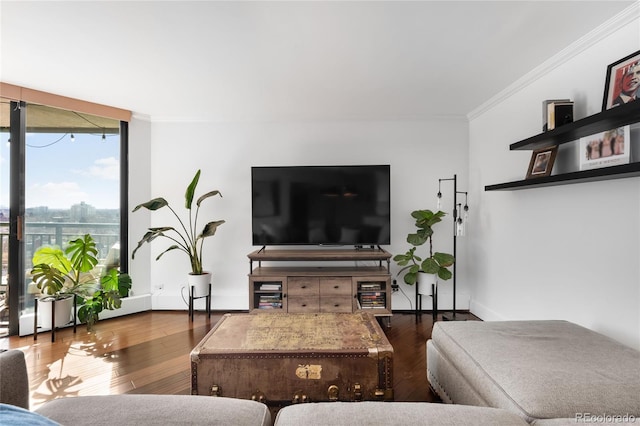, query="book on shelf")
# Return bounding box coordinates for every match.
[542,99,573,131]
[259,283,282,291]
[359,282,382,291]
[359,293,386,308]
[259,294,281,300]
[258,302,282,309]
[258,293,282,309]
